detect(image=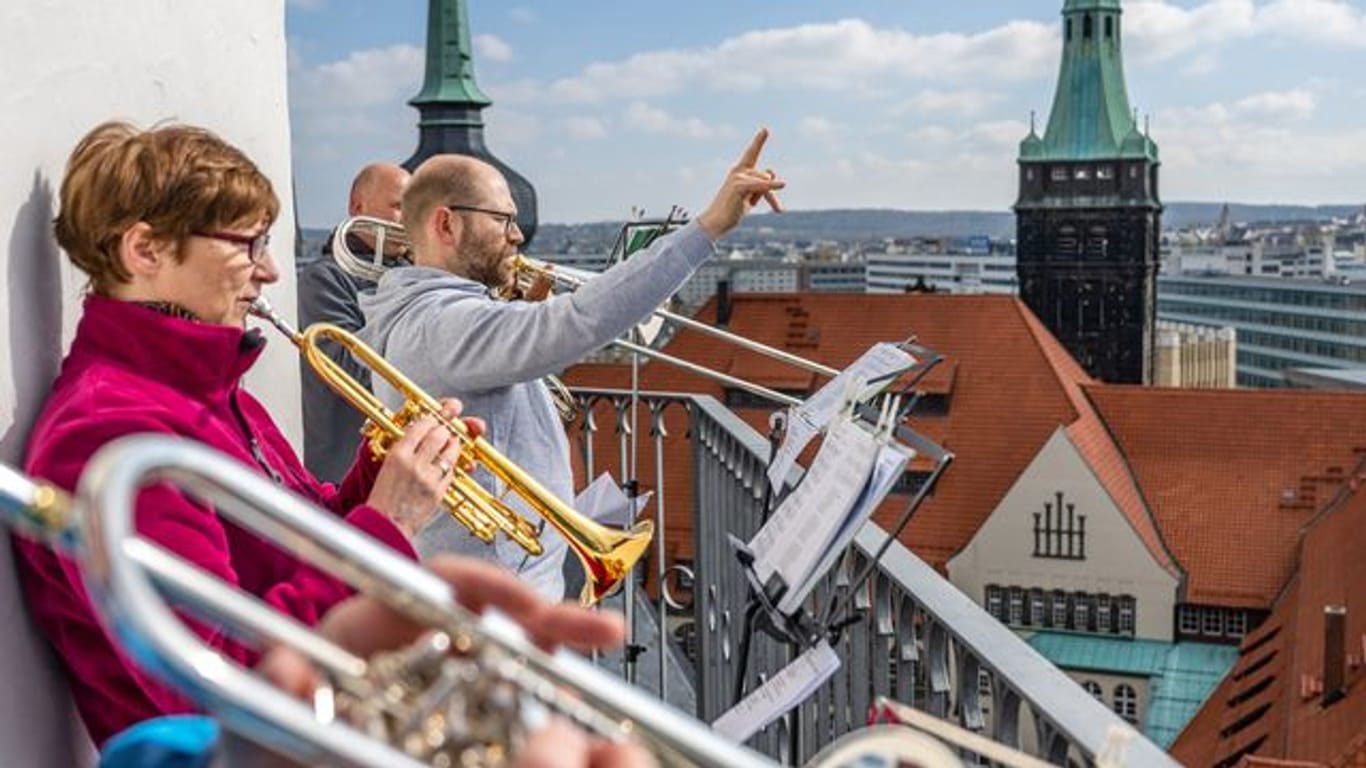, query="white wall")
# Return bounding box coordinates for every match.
[949,428,1179,639]
[0,2,298,761]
